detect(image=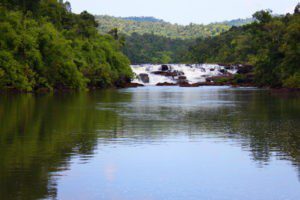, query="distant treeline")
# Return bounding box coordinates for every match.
[188,7,300,88]
[0,0,132,92]
[122,16,164,23]
[96,15,231,39]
